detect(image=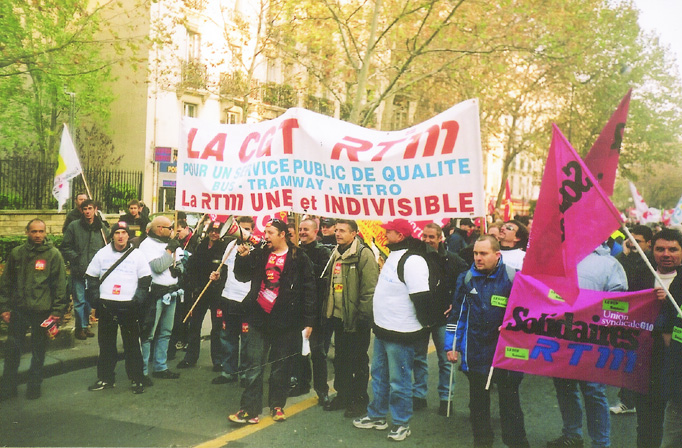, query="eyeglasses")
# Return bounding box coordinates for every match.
[157,225,173,230]
[502,224,517,232]
[209,228,221,233]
